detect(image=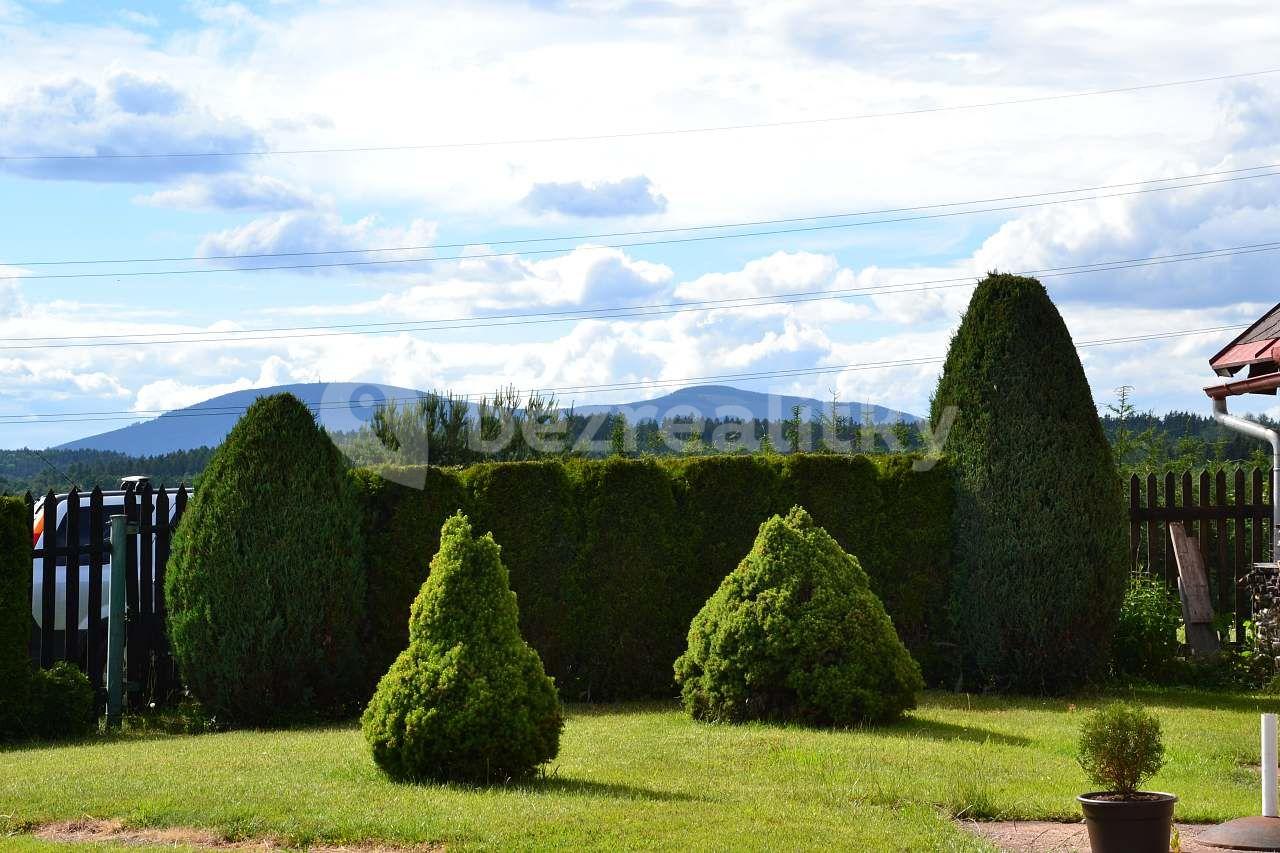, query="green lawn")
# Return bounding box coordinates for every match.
[2,689,1277,851]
